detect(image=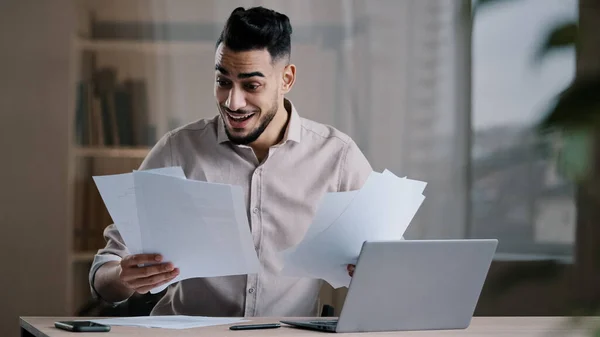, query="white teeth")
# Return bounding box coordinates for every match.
[228,112,255,120]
